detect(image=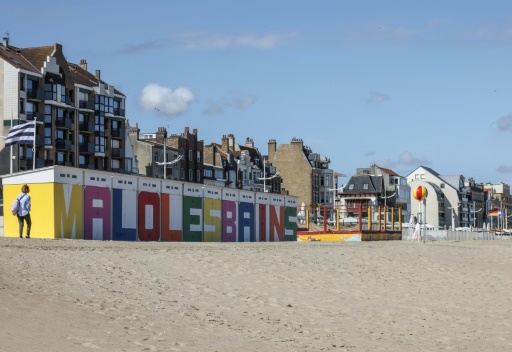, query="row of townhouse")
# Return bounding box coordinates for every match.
[340,164,511,229]
[0,38,134,175]
[0,38,340,215]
